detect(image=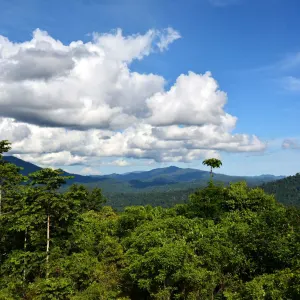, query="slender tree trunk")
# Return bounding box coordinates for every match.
[210,166,212,179]
[23,228,27,281]
[0,186,2,216]
[0,187,1,268]
[46,214,50,279]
